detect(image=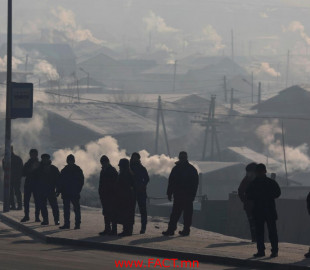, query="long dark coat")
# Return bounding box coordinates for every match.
[98,165,118,216]
[246,176,281,220]
[114,169,136,225]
